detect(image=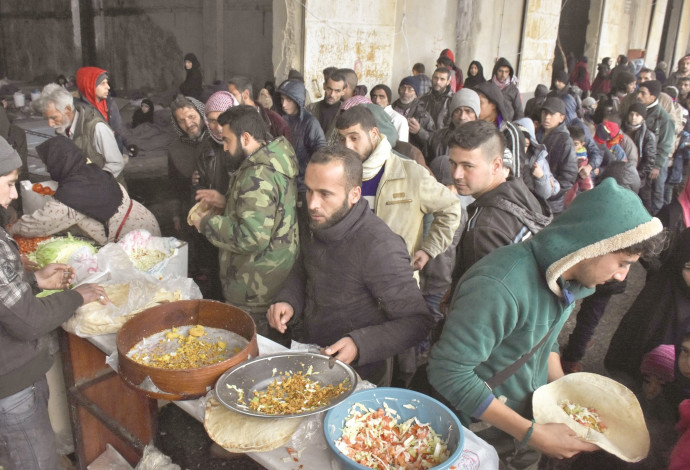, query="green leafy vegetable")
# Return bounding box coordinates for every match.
[29,234,96,267]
